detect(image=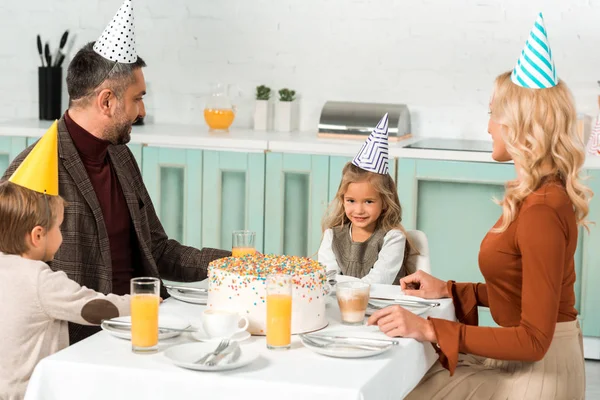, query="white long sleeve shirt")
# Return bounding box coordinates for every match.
[0,253,130,400]
[317,226,406,284]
